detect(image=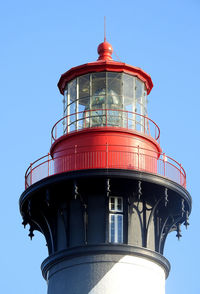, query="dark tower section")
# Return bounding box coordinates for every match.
[20,41,191,294]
